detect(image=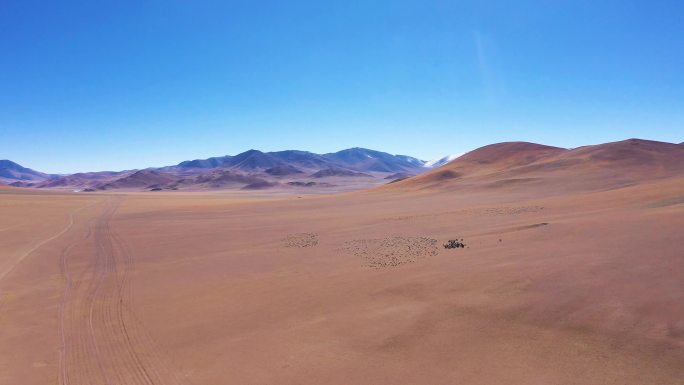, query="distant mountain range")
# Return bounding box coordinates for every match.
[1,148,443,191]
[0,159,53,182]
[173,148,425,173]
[7,140,681,193]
